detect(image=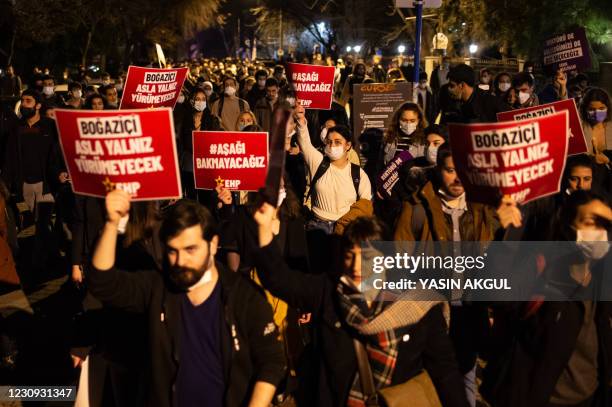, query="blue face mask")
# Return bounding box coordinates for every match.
[588,108,607,123]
